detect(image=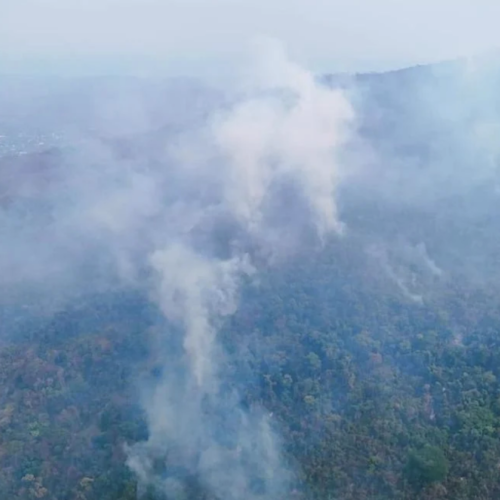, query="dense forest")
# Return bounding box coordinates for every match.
[2,54,500,499]
[3,245,500,500]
